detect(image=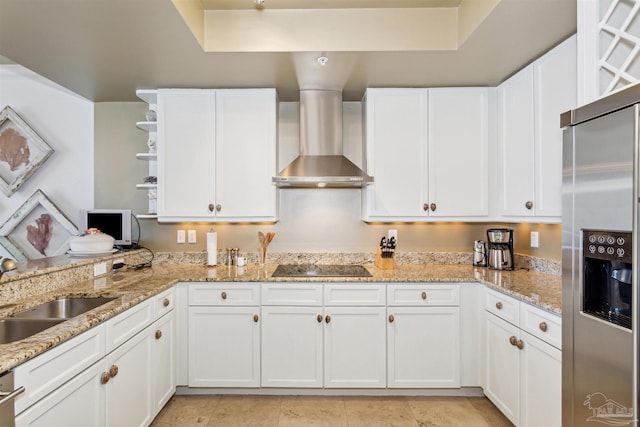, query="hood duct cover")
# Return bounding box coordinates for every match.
[273,90,373,188]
